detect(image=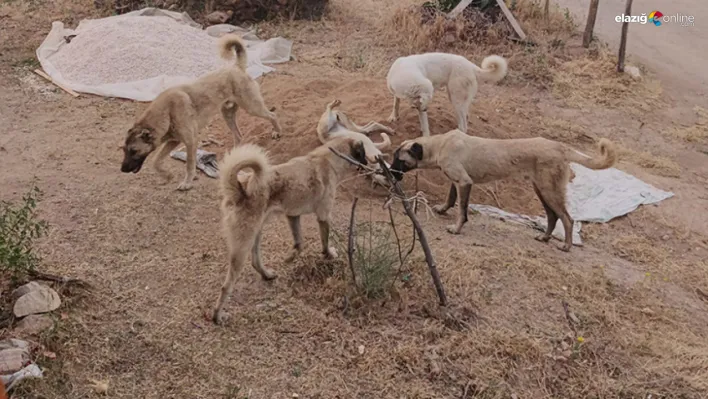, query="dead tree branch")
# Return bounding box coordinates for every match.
[376,156,448,306]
